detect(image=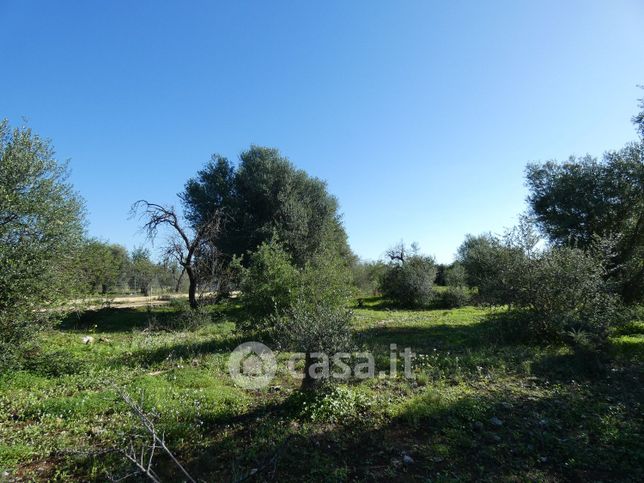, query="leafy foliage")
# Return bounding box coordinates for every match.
[519,246,621,345]
[444,262,467,288]
[351,259,387,296]
[0,120,85,366]
[129,247,157,296]
[298,386,371,423]
[238,238,353,327]
[379,243,437,308]
[271,300,353,358]
[75,241,186,296]
[525,102,644,303]
[459,226,622,346]
[440,286,471,309]
[457,231,530,306]
[238,239,301,323]
[237,237,354,388]
[78,240,130,294]
[181,146,352,268]
[456,233,499,290]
